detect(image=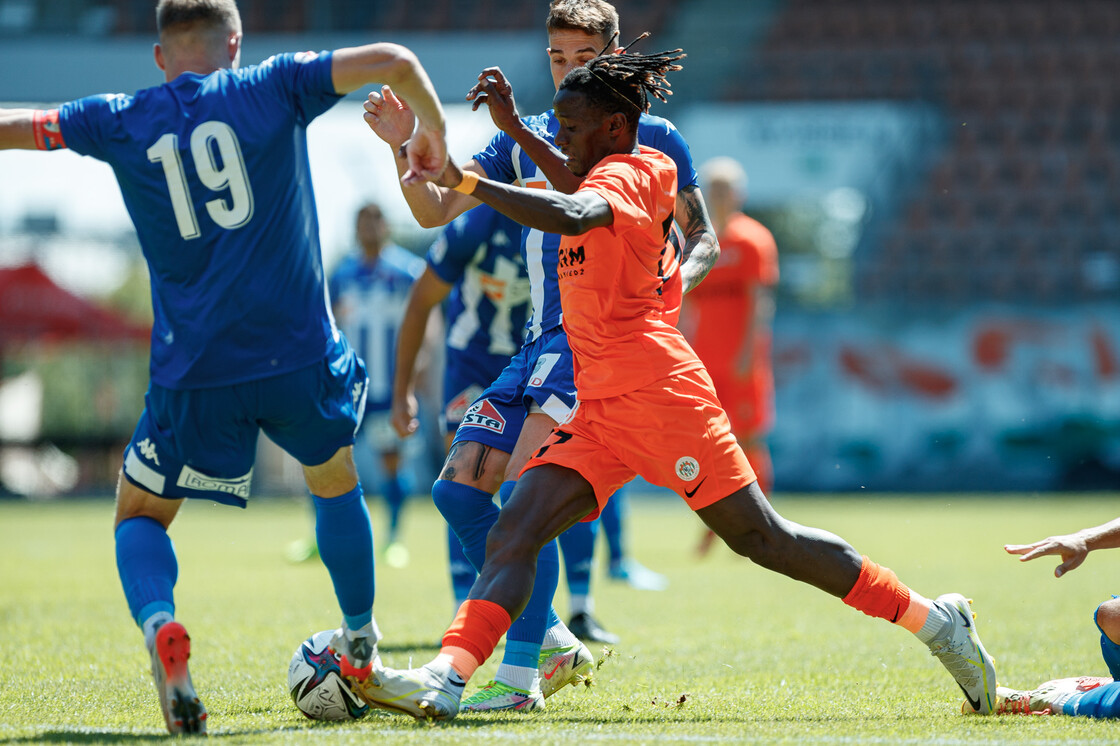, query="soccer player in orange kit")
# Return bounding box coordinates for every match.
[683,156,779,556]
[344,41,998,722]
